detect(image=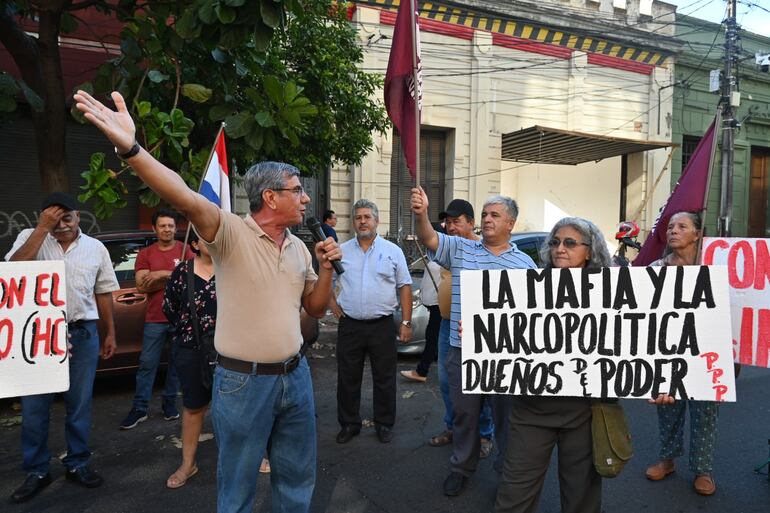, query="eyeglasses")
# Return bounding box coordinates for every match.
[272,186,305,197]
[548,237,590,249]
